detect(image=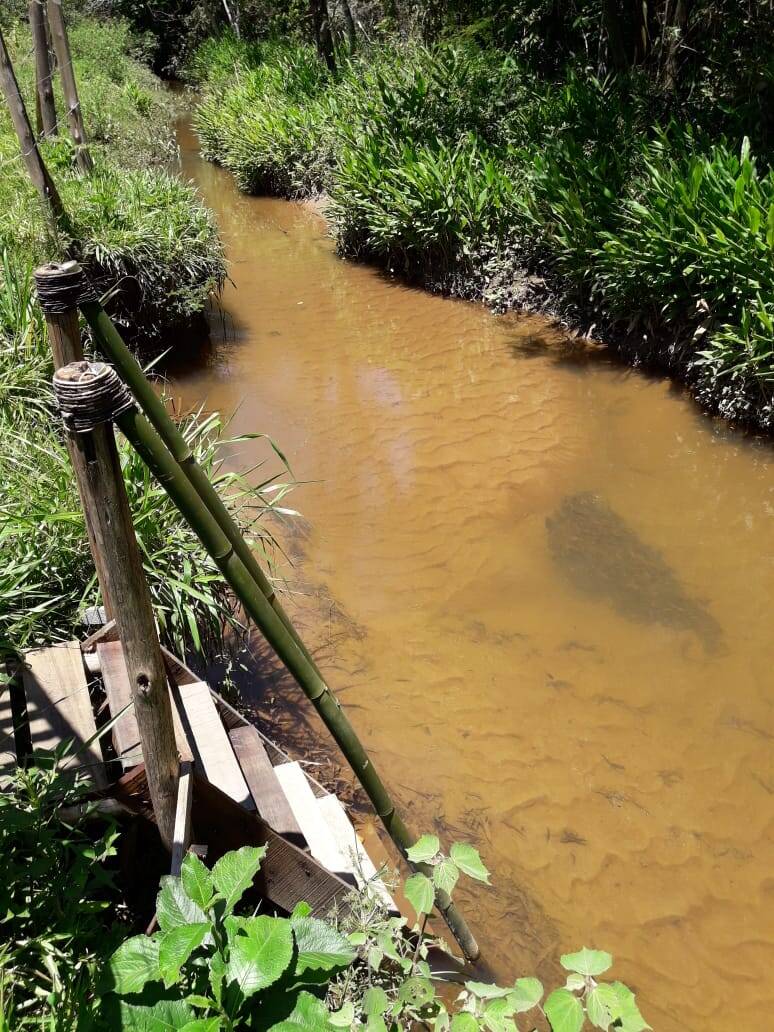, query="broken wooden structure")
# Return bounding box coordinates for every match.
[3,623,394,918]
